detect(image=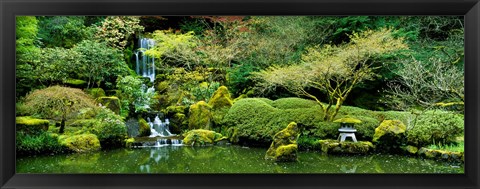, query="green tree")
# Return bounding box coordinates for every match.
[254,28,408,121]
[73,40,130,89]
[116,76,155,115]
[16,16,41,98]
[23,86,99,133]
[95,16,144,50]
[37,16,94,48]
